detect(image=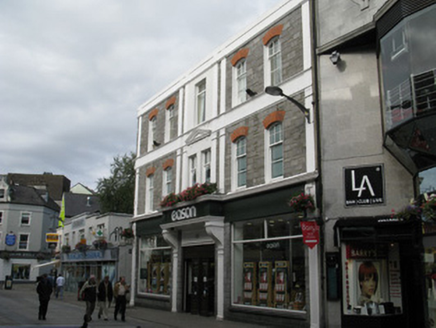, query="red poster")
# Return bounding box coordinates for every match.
[300,221,319,249]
